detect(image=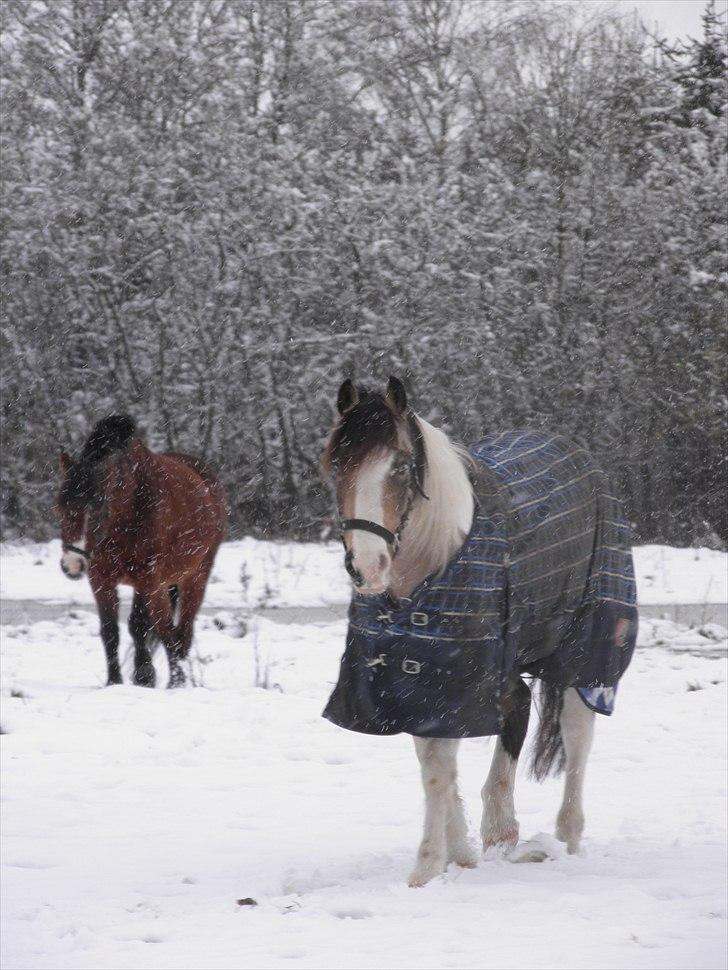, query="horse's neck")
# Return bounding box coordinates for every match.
[388,419,475,600]
[89,450,147,546]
